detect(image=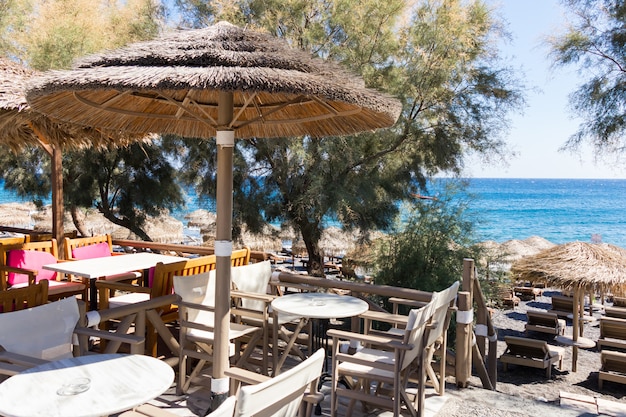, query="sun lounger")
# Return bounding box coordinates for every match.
[525,310,566,336]
[605,305,626,319]
[514,286,543,300]
[499,336,565,378]
[499,287,520,307]
[599,350,626,389]
[597,317,626,352]
[549,295,575,318]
